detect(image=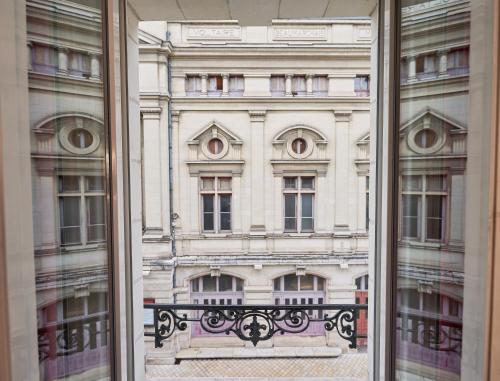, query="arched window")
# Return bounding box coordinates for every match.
[272,273,326,336]
[190,274,244,337]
